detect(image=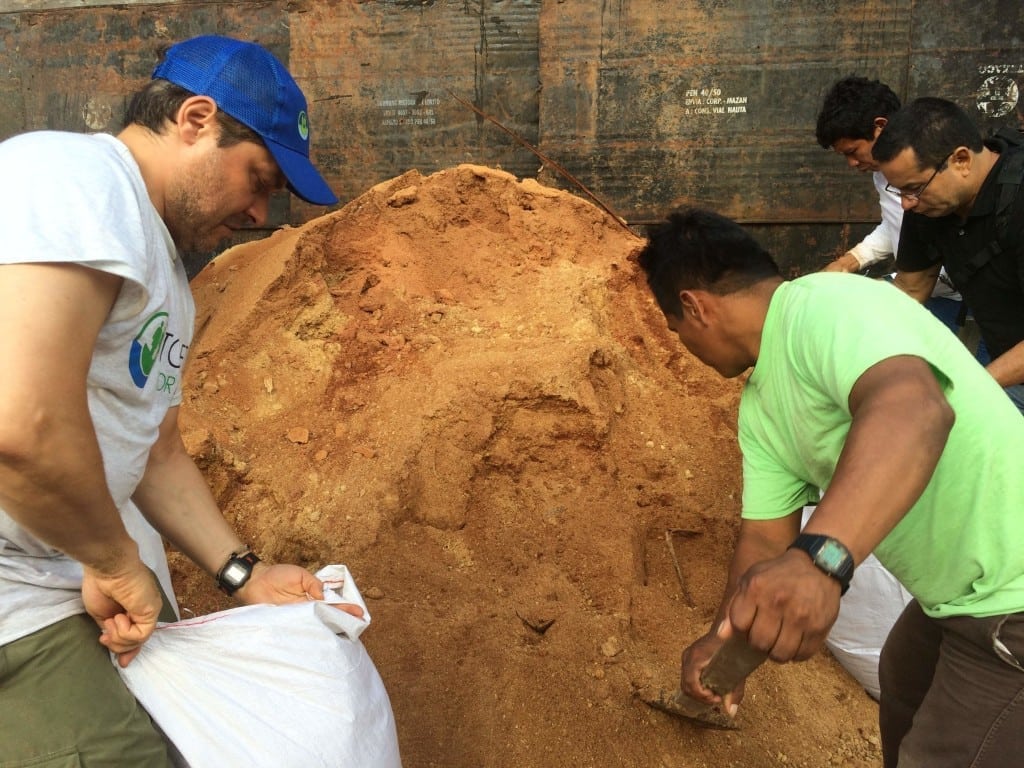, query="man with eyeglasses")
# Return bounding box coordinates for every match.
[873,97,1024,413]
[815,77,965,337]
